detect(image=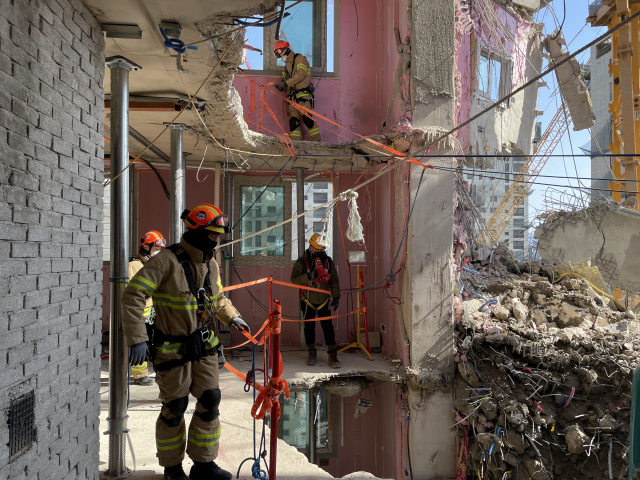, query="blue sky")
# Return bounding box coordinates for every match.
[529,0,606,217]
